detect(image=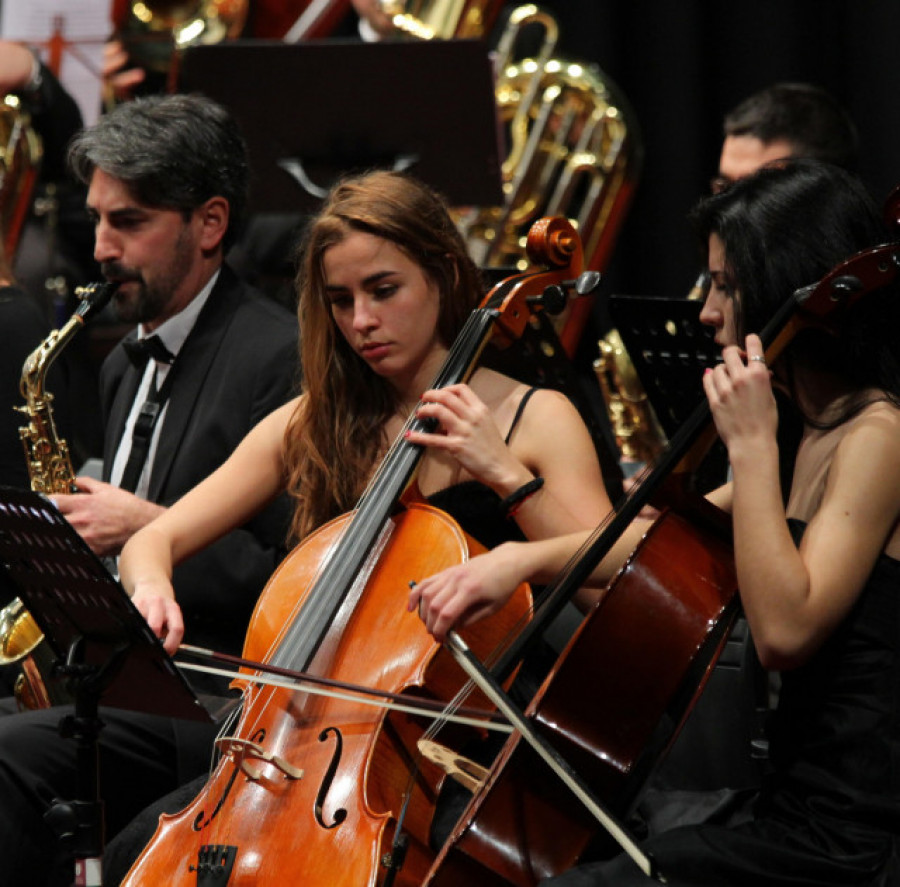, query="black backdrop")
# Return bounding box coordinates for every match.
[532,0,900,304]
